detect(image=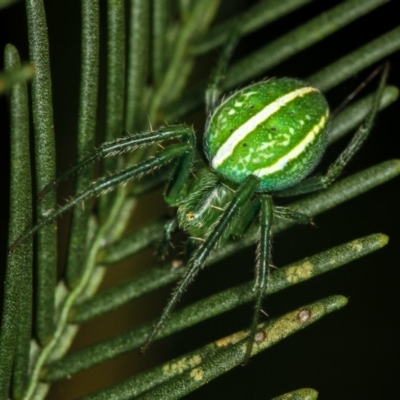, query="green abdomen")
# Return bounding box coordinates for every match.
[204,78,330,191]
